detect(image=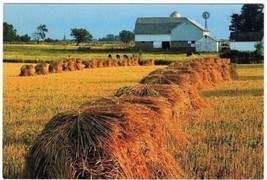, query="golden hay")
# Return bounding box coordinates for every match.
[19,64,35,76]
[140,59,155,66]
[219,64,232,81]
[49,60,63,73]
[111,59,118,67]
[140,73,207,109]
[230,63,239,80]
[106,60,113,67]
[203,65,224,84]
[84,60,97,68]
[132,58,139,66]
[114,84,191,112]
[24,98,187,179]
[76,62,85,70]
[65,59,77,71]
[118,60,127,66]
[126,59,133,66]
[35,63,49,75]
[97,60,104,68]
